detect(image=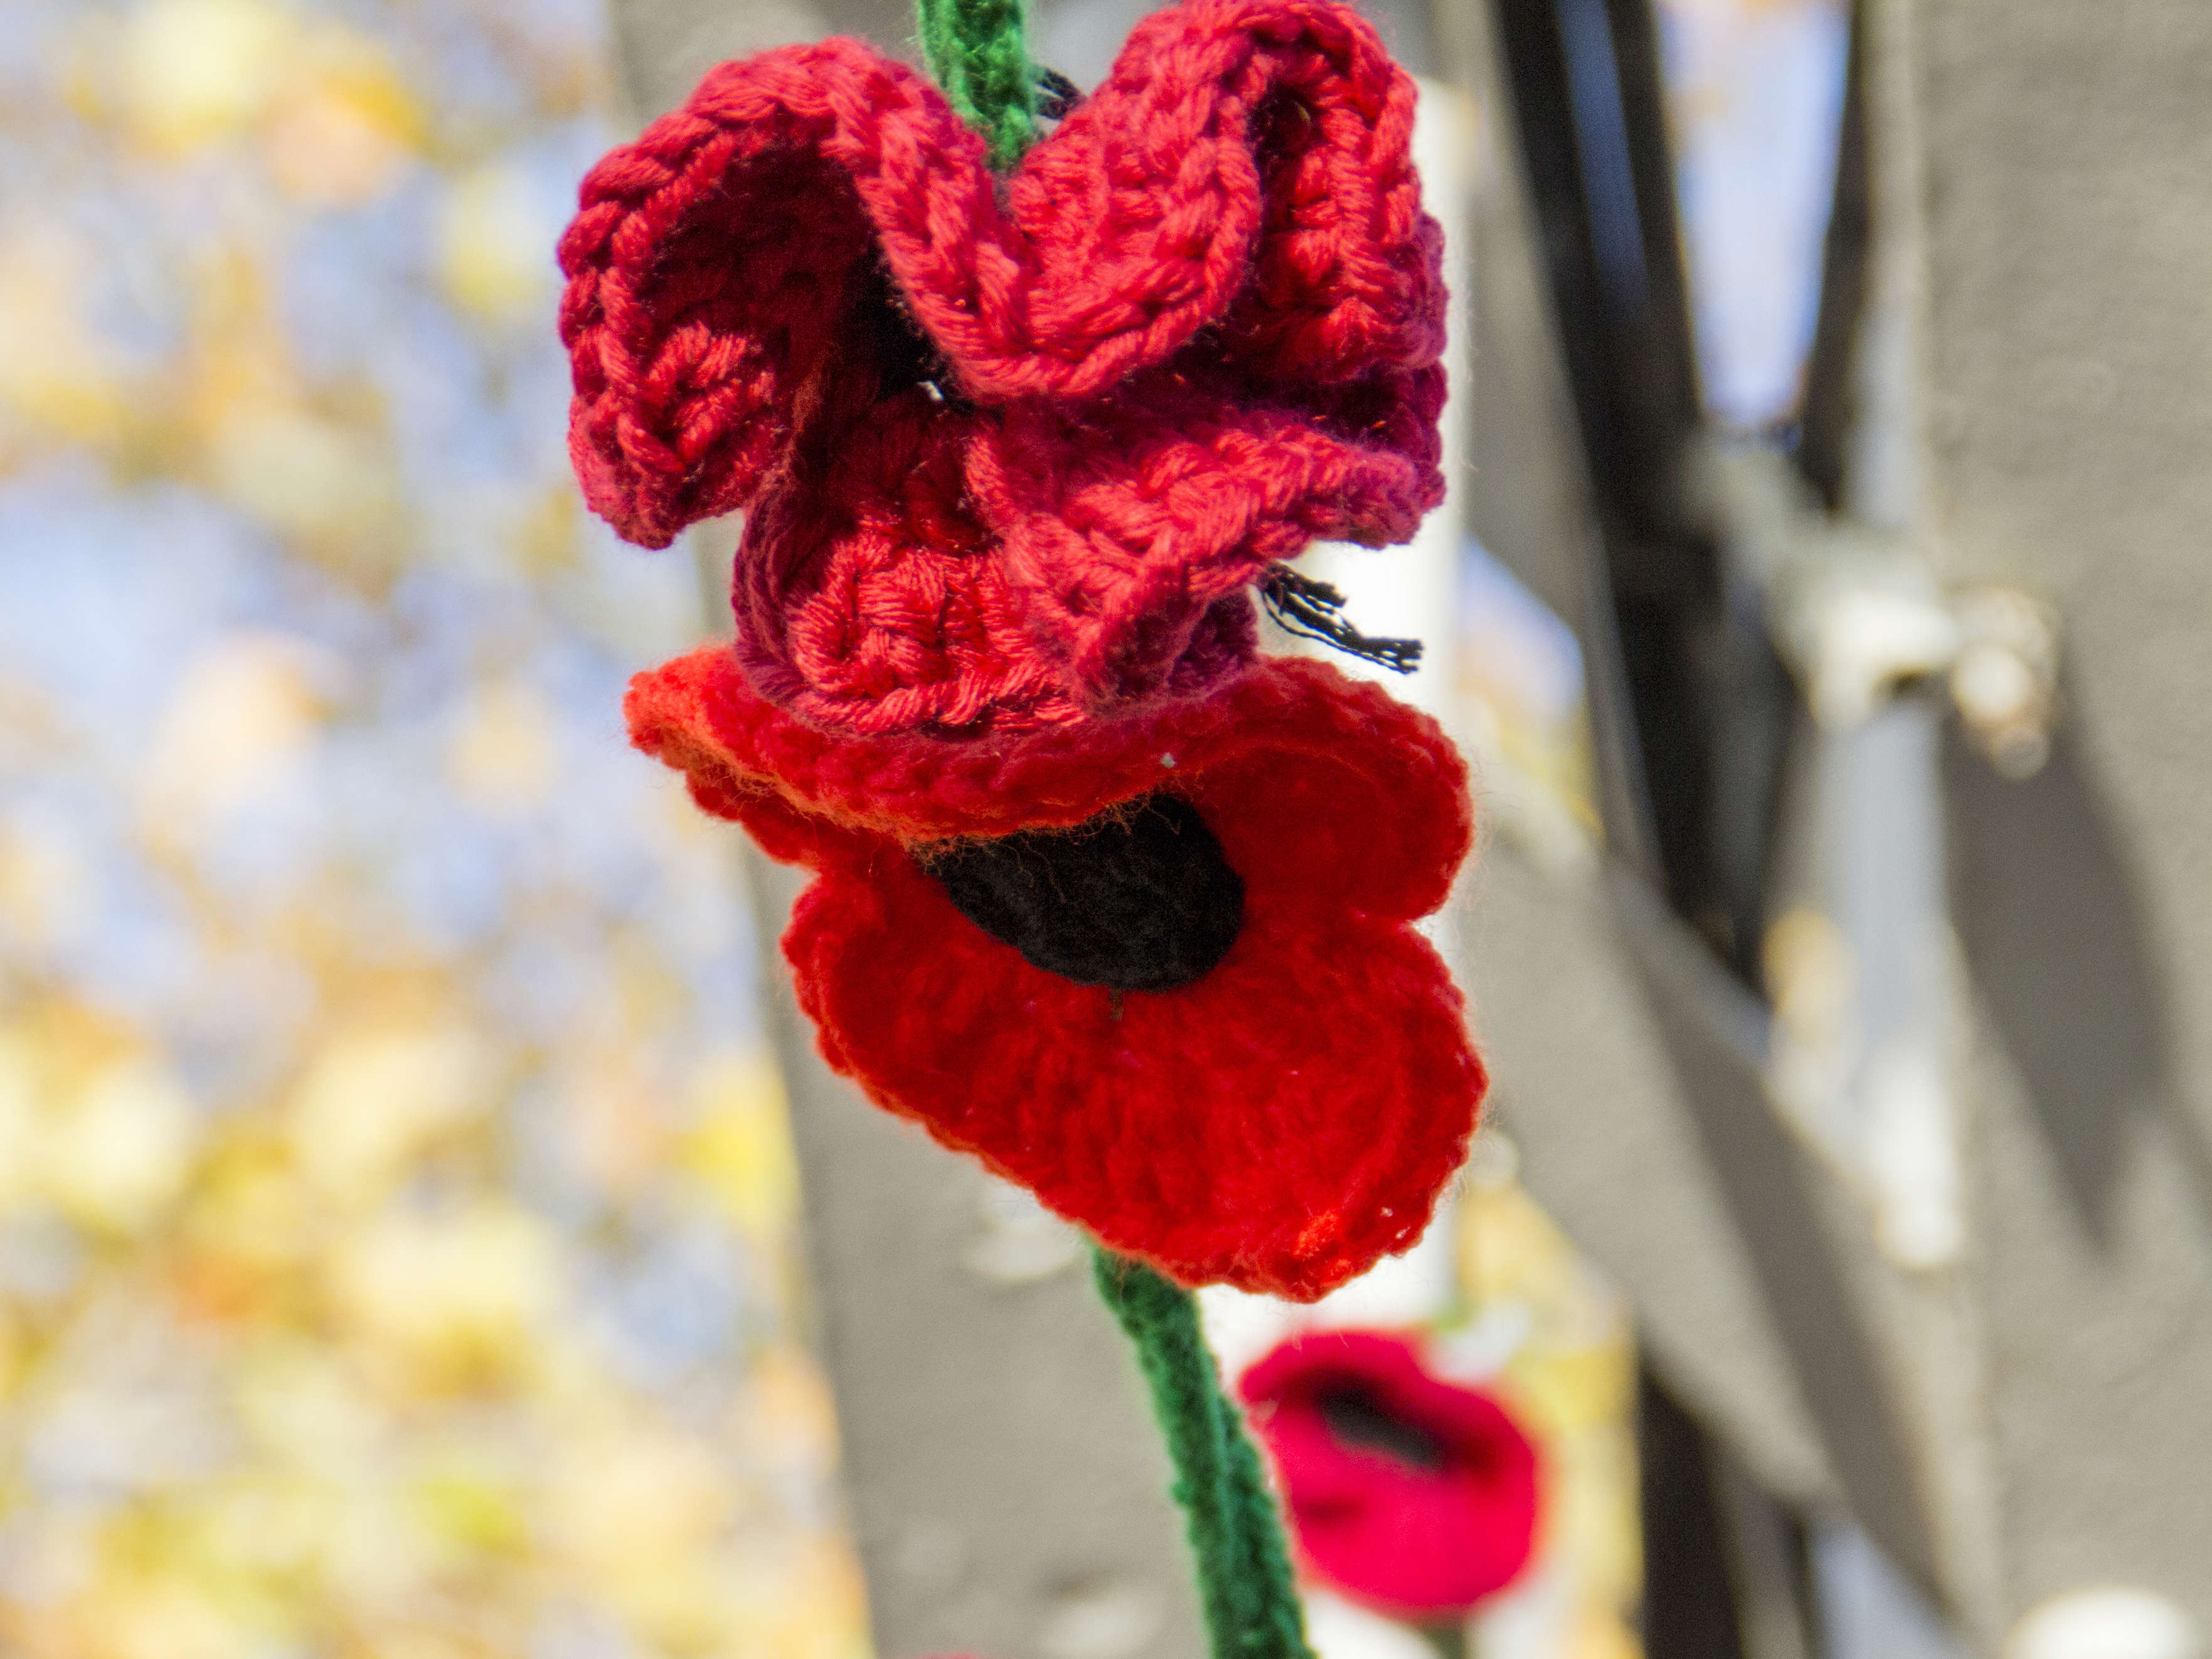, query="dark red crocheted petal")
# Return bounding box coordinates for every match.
[556,40,932,548]
[625,648,1470,922]
[974,366,1445,710]
[556,0,1445,553]
[726,389,1090,735]
[718,353,1440,733]
[1240,1332,1541,1616]
[784,843,1481,1299]
[1011,0,1444,395]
